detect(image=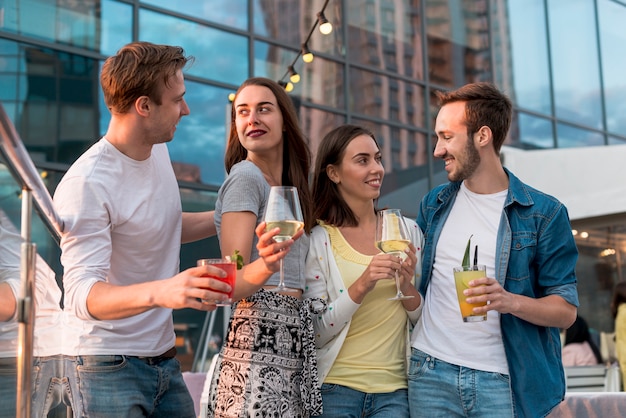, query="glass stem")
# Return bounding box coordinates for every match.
[395,270,403,296]
[278,258,285,289]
